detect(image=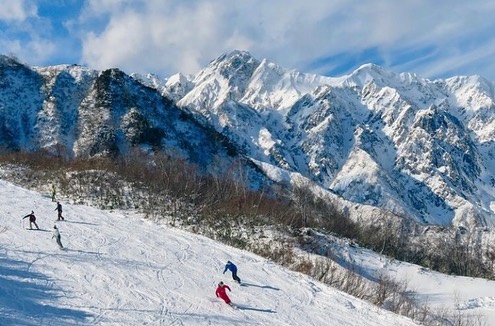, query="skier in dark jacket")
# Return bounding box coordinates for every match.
[23,211,39,229]
[223,261,241,284]
[55,201,64,221]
